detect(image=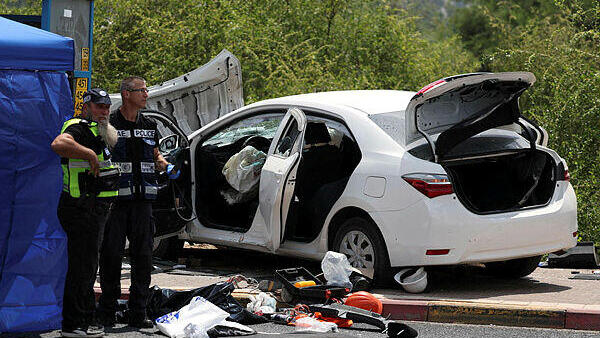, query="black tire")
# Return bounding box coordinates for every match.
[153,237,184,261]
[485,255,542,278]
[332,216,391,285]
